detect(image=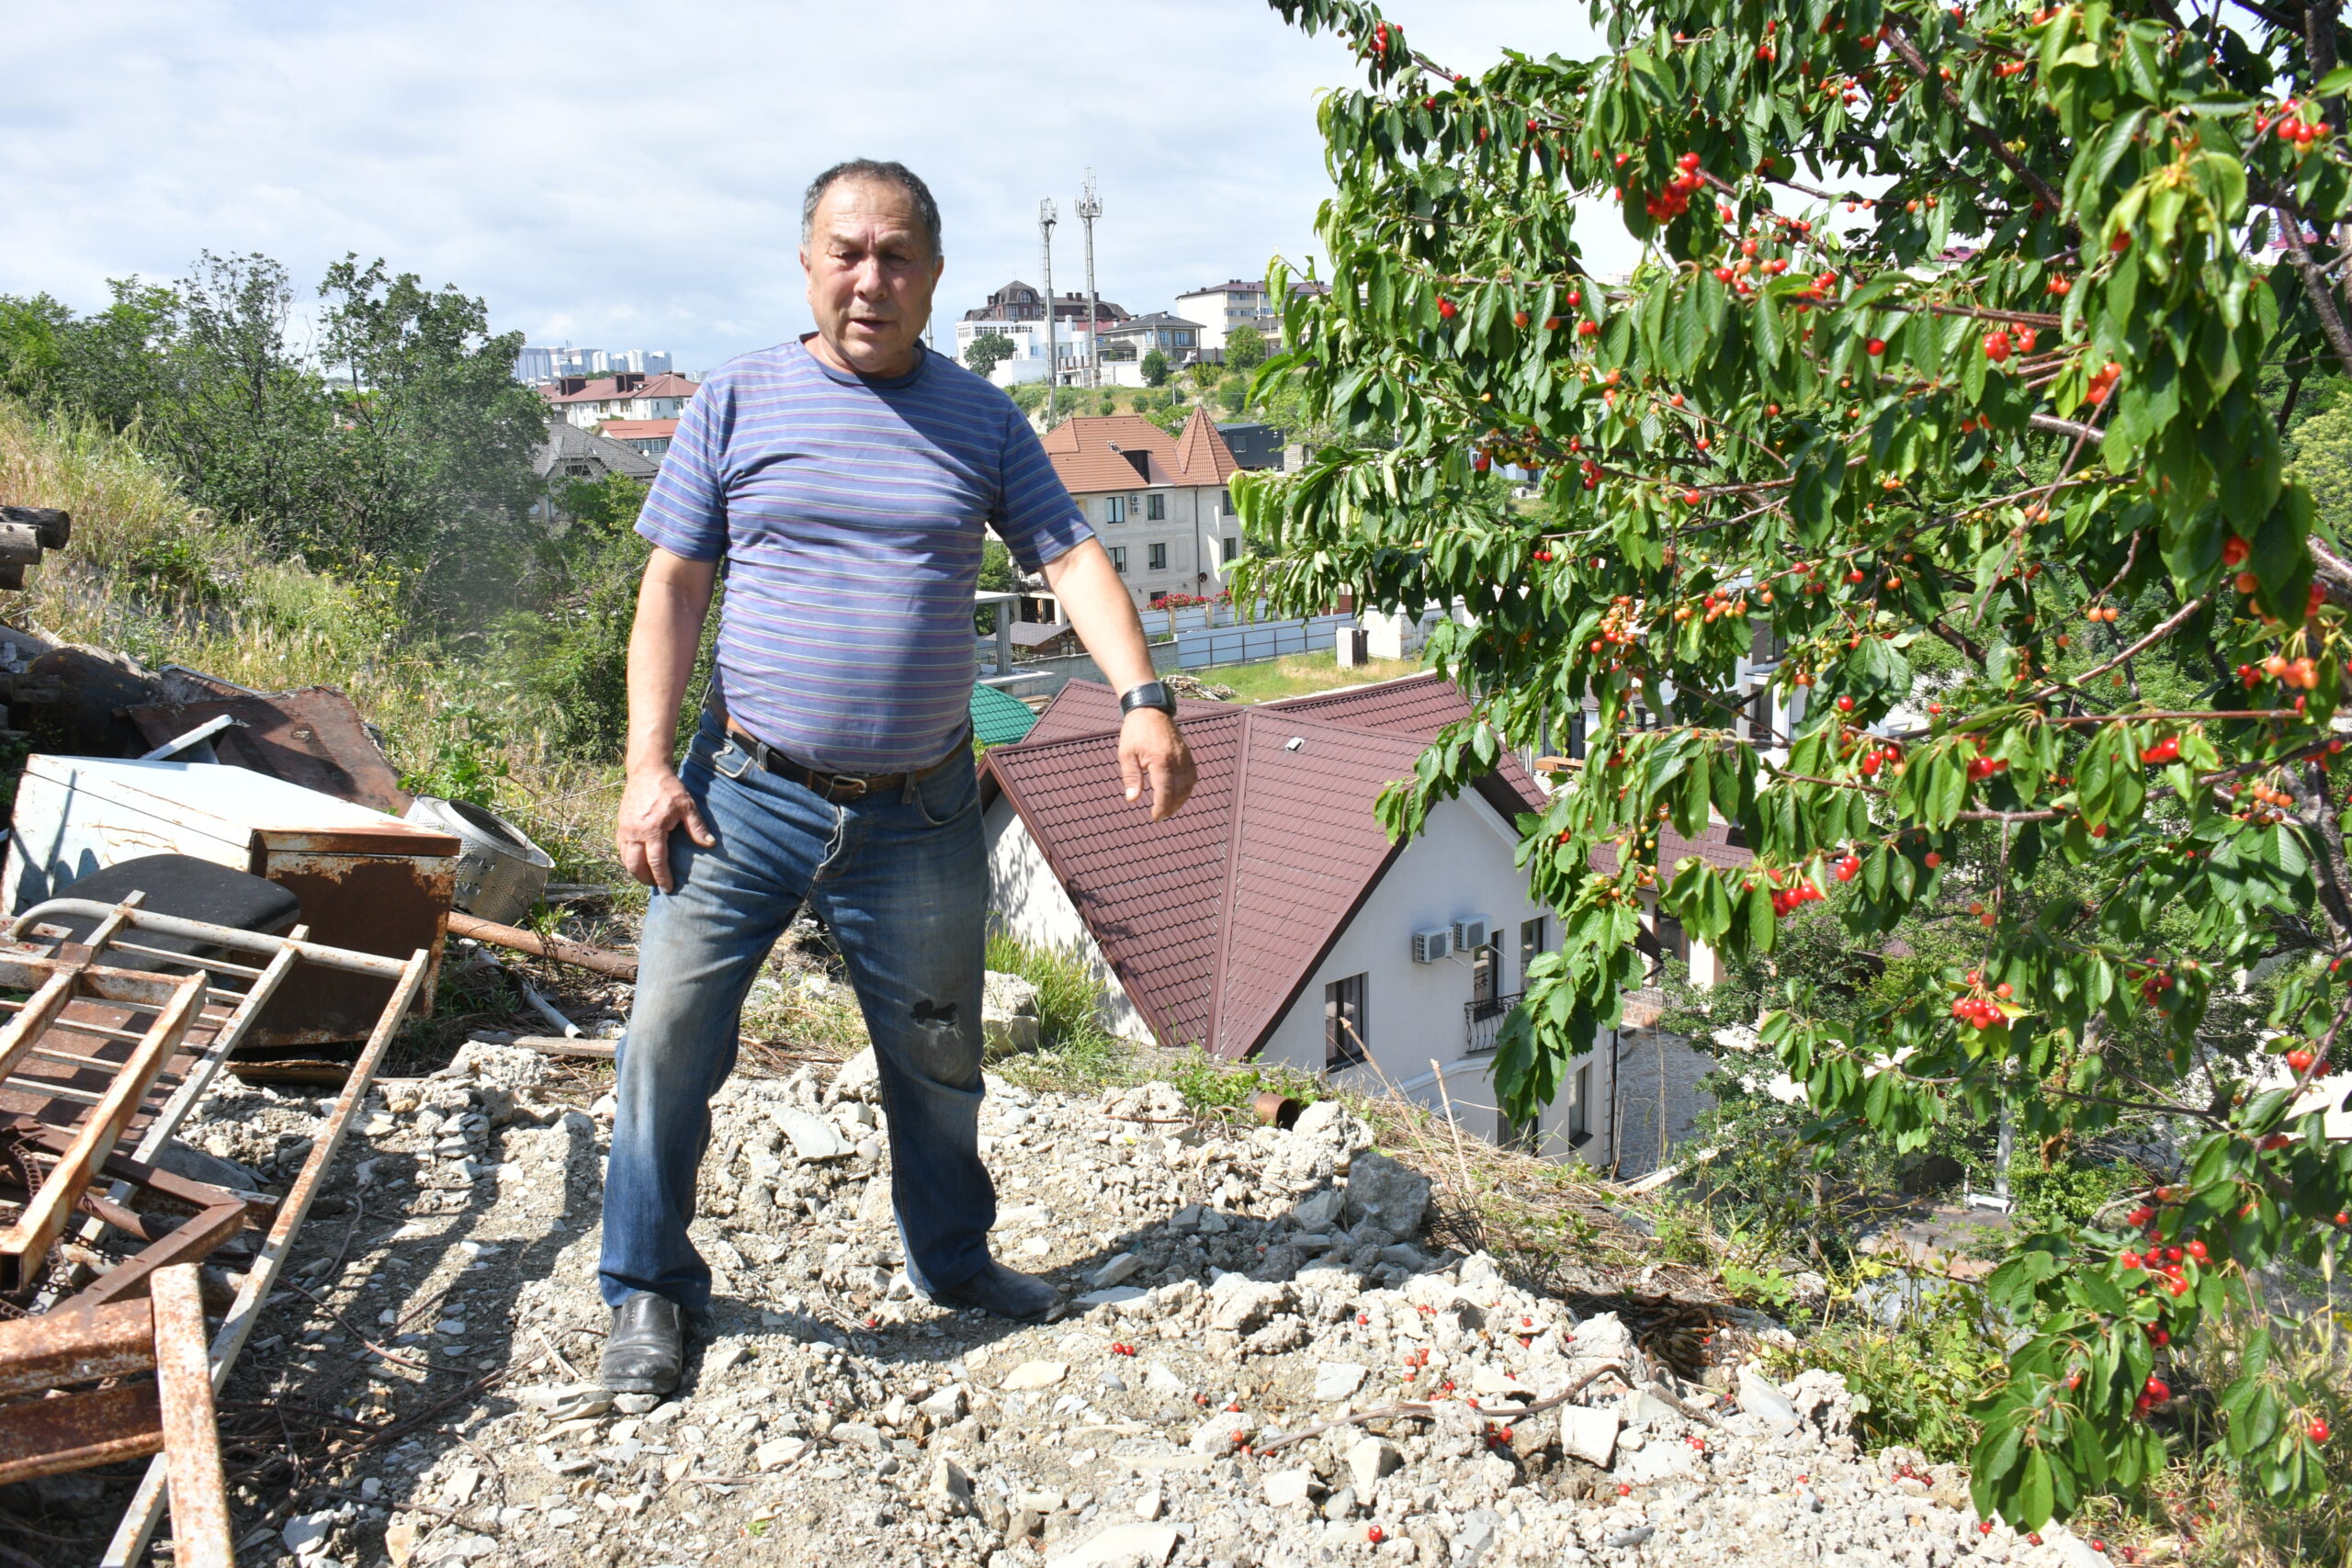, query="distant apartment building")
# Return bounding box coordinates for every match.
[514,346,673,384]
[1097,312,1204,366]
[961,280,1128,328]
[541,371,699,429]
[599,418,678,457]
[1175,280,1276,357]
[1037,409,1241,608]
